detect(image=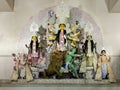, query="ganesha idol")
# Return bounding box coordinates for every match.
[11,53,33,81]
